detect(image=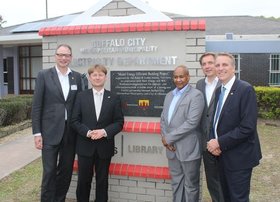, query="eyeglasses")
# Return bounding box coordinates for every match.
[56,53,72,58]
